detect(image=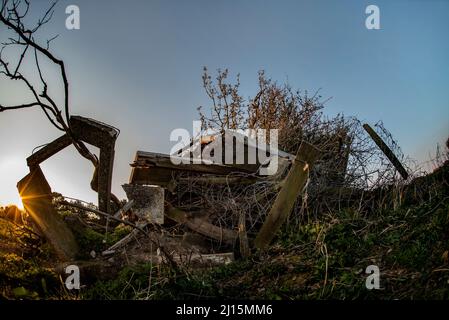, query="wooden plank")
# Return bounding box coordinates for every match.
[70,115,119,213]
[17,166,78,261]
[97,145,115,213]
[129,167,177,186]
[198,253,234,265]
[238,210,250,258]
[363,124,409,180]
[103,223,147,253]
[131,167,260,187]
[130,151,257,184]
[26,134,72,169]
[178,176,258,185]
[26,116,120,214]
[113,200,134,219]
[173,252,234,266]
[69,116,119,148]
[165,203,238,244]
[254,141,321,249]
